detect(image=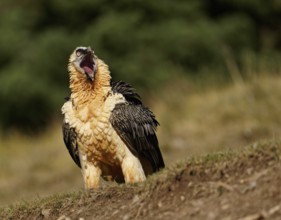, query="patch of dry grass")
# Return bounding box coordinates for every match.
[154,74,281,164]
[0,126,82,206]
